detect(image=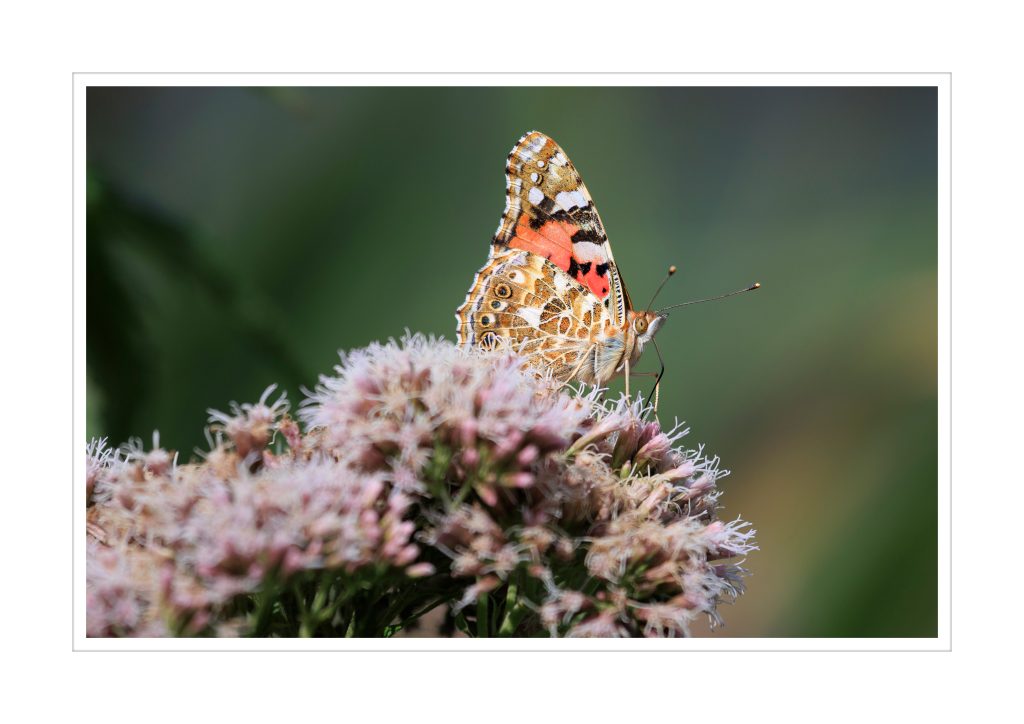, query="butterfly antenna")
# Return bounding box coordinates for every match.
[644,265,678,311]
[658,282,761,313]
